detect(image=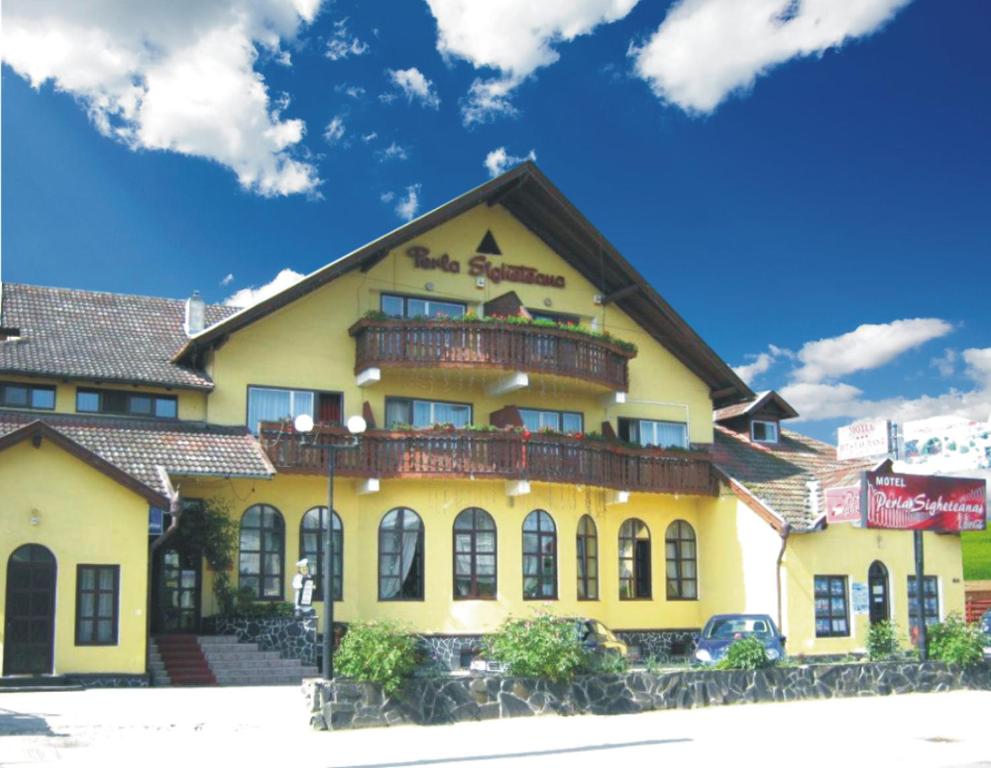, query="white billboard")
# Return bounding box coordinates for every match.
[837,418,893,461]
